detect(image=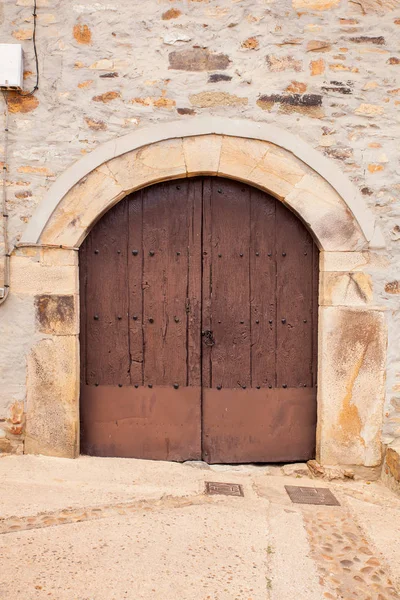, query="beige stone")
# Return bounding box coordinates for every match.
[382,442,400,495]
[266,55,302,72]
[355,104,384,116]
[285,175,367,251]
[12,28,33,40]
[11,256,78,295]
[73,23,91,44]
[25,336,79,458]
[41,165,125,247]
[385,281,400,294]
[218,137,271,184]
[310,58,325,75]
[89,58,114,70]
[317,307,386,466]
[293,0,340,8]
[249,145,308,200]
[183,135,222,176]
[107,138,186,196]
[168,49,230,71]
[306,40,331,52]
[85,117,107,131]
[40,248,78,268]
[320,271,373,306]
[93,91,121,103]
[189,92,248,108]
[351,0,400,14]
[218,137,309,199]
[319,251,388,272]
